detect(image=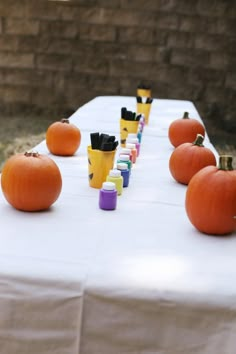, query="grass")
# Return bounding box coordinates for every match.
[0,113,55,170]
